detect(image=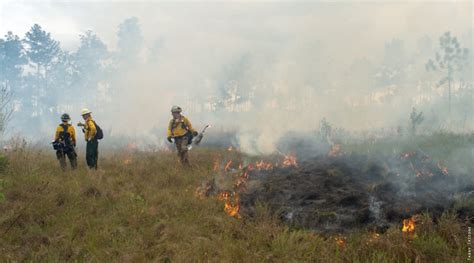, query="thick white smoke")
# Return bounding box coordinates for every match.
[1,1,472,153]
